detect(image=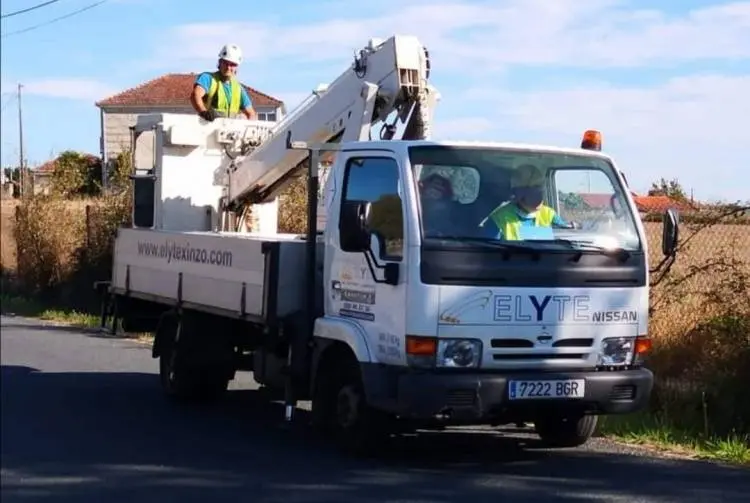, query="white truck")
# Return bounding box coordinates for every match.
[97,35,679,453]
